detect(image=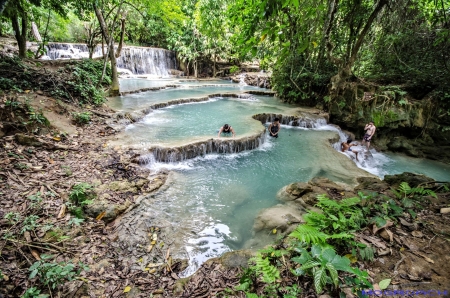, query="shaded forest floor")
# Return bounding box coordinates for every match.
[0,57,449,298]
